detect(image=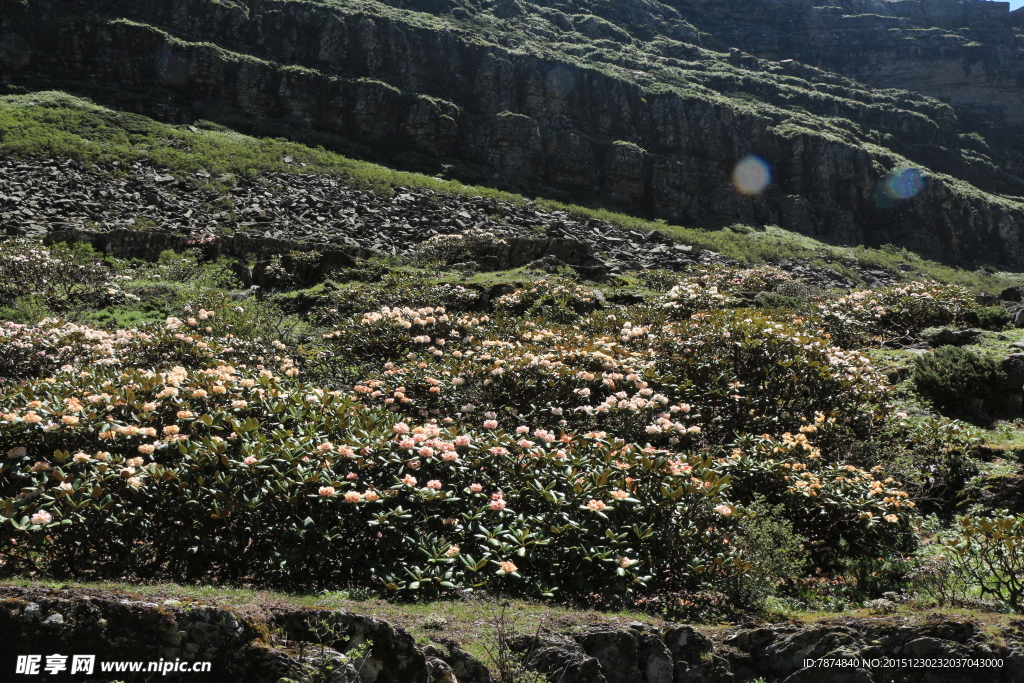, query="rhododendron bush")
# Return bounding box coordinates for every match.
[323,294,888,453]
[0,308,917,600]
[1,361,753,596]
[3,272,956,603]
